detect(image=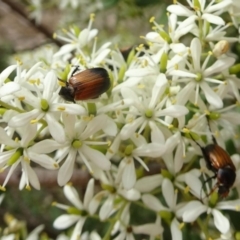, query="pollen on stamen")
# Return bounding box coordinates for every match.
[57,106,66,111]
[108,148,114,154]
[24,156,30,163]
[149,16,155,23]
[0,186,6,191]
[179,222,185,230]
[128,118,134,123]
[54,163,59,168]
[235,205,240,211]
[107,141,111,147]
[18,96,25,101]
[137,83,145,89]
[15,137,19,142]
[30,119,38,124]
[184,186,190,194]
